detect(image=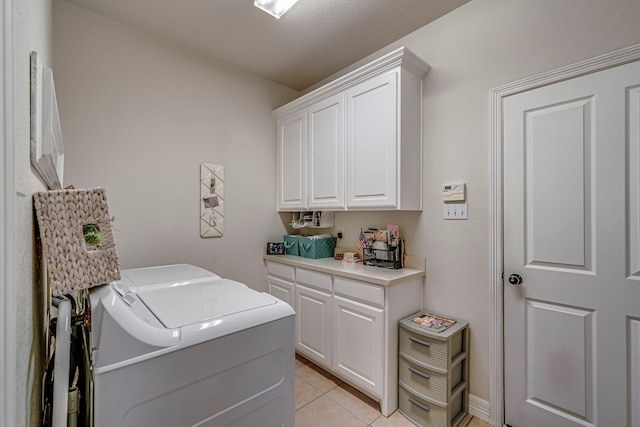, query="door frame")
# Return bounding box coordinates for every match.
[1,0,15,426]
[489,43,640,427]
